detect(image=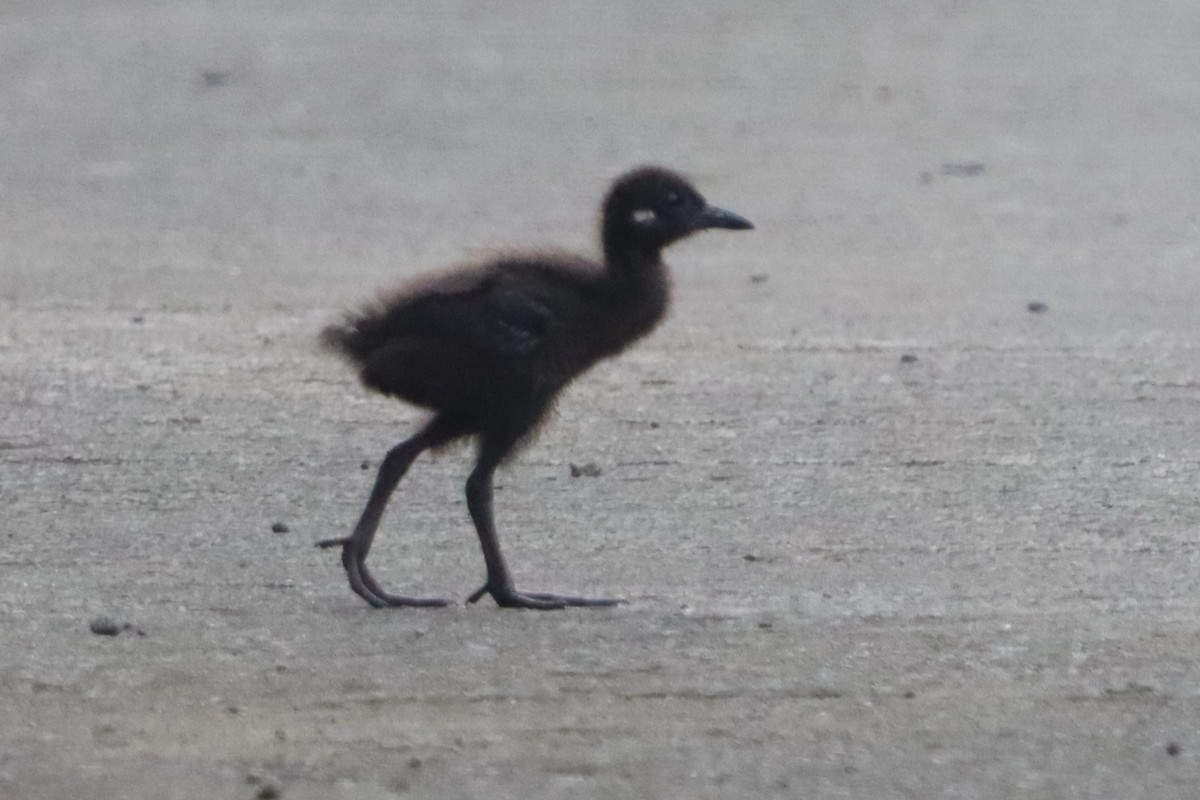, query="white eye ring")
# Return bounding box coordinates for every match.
[632,208,657,225]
